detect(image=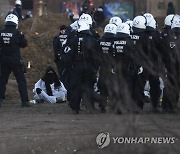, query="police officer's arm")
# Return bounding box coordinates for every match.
[53,36,59,52]
[92,39,101,70]
[53,36,61,60]
[18,31,28,48]
[61,36,77,69]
